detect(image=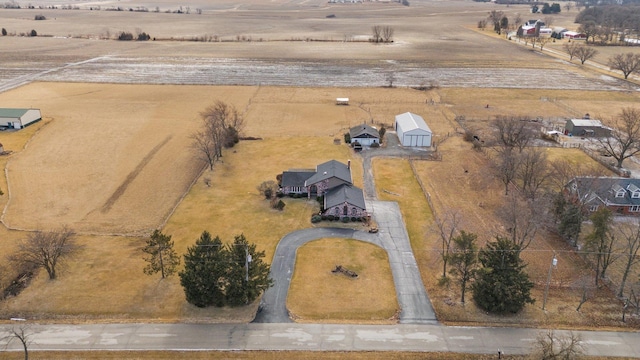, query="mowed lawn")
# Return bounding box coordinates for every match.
[288,238,398,323]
